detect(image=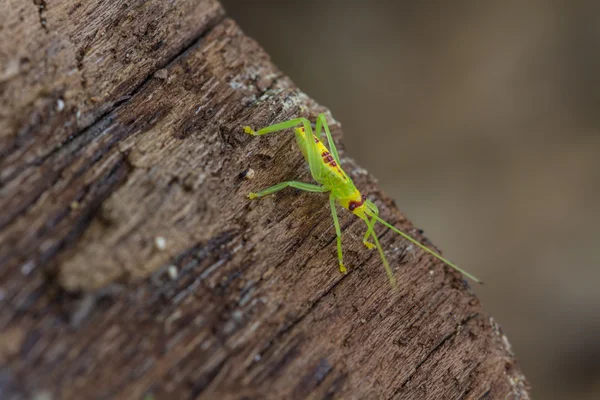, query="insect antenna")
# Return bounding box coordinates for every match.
[366,211,483,285]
